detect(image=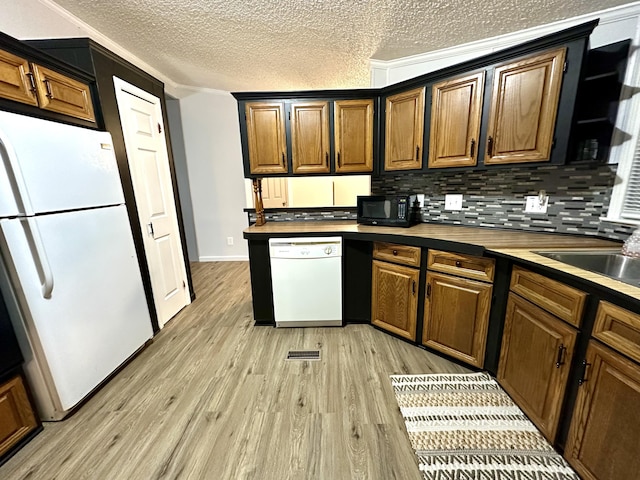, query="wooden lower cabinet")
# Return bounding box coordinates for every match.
[565,340,640,480]
[422,271,492,367]
[498,293,576,442]
[371,259,419,340]
[0,374,38,458]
